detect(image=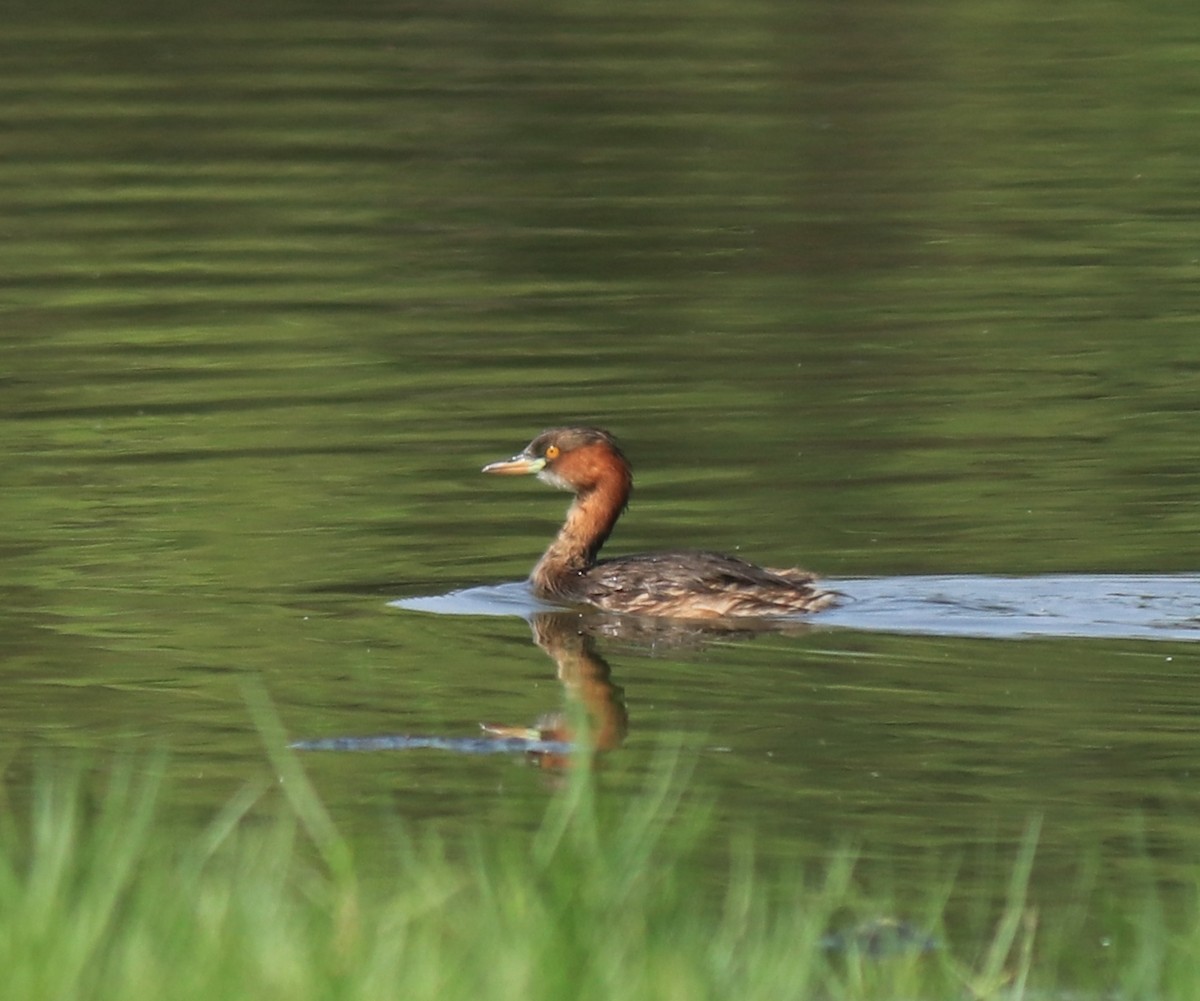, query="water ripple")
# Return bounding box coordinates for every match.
[392,574,1200,642]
